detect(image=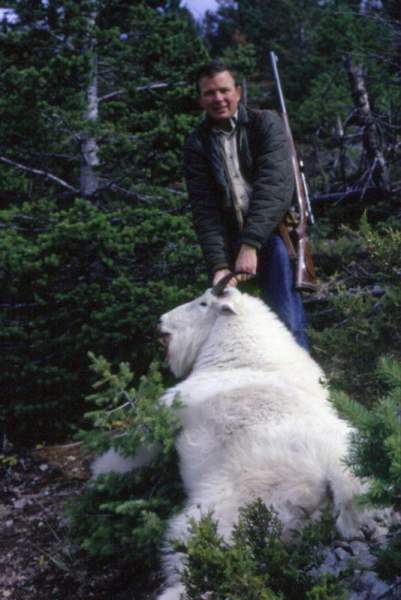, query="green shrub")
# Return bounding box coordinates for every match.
[333,356,401,510]
[181,500,344,600]
[332,356,401,580]
[310,214,401,402]
[68,355,183,567]
[0,196,204,444]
